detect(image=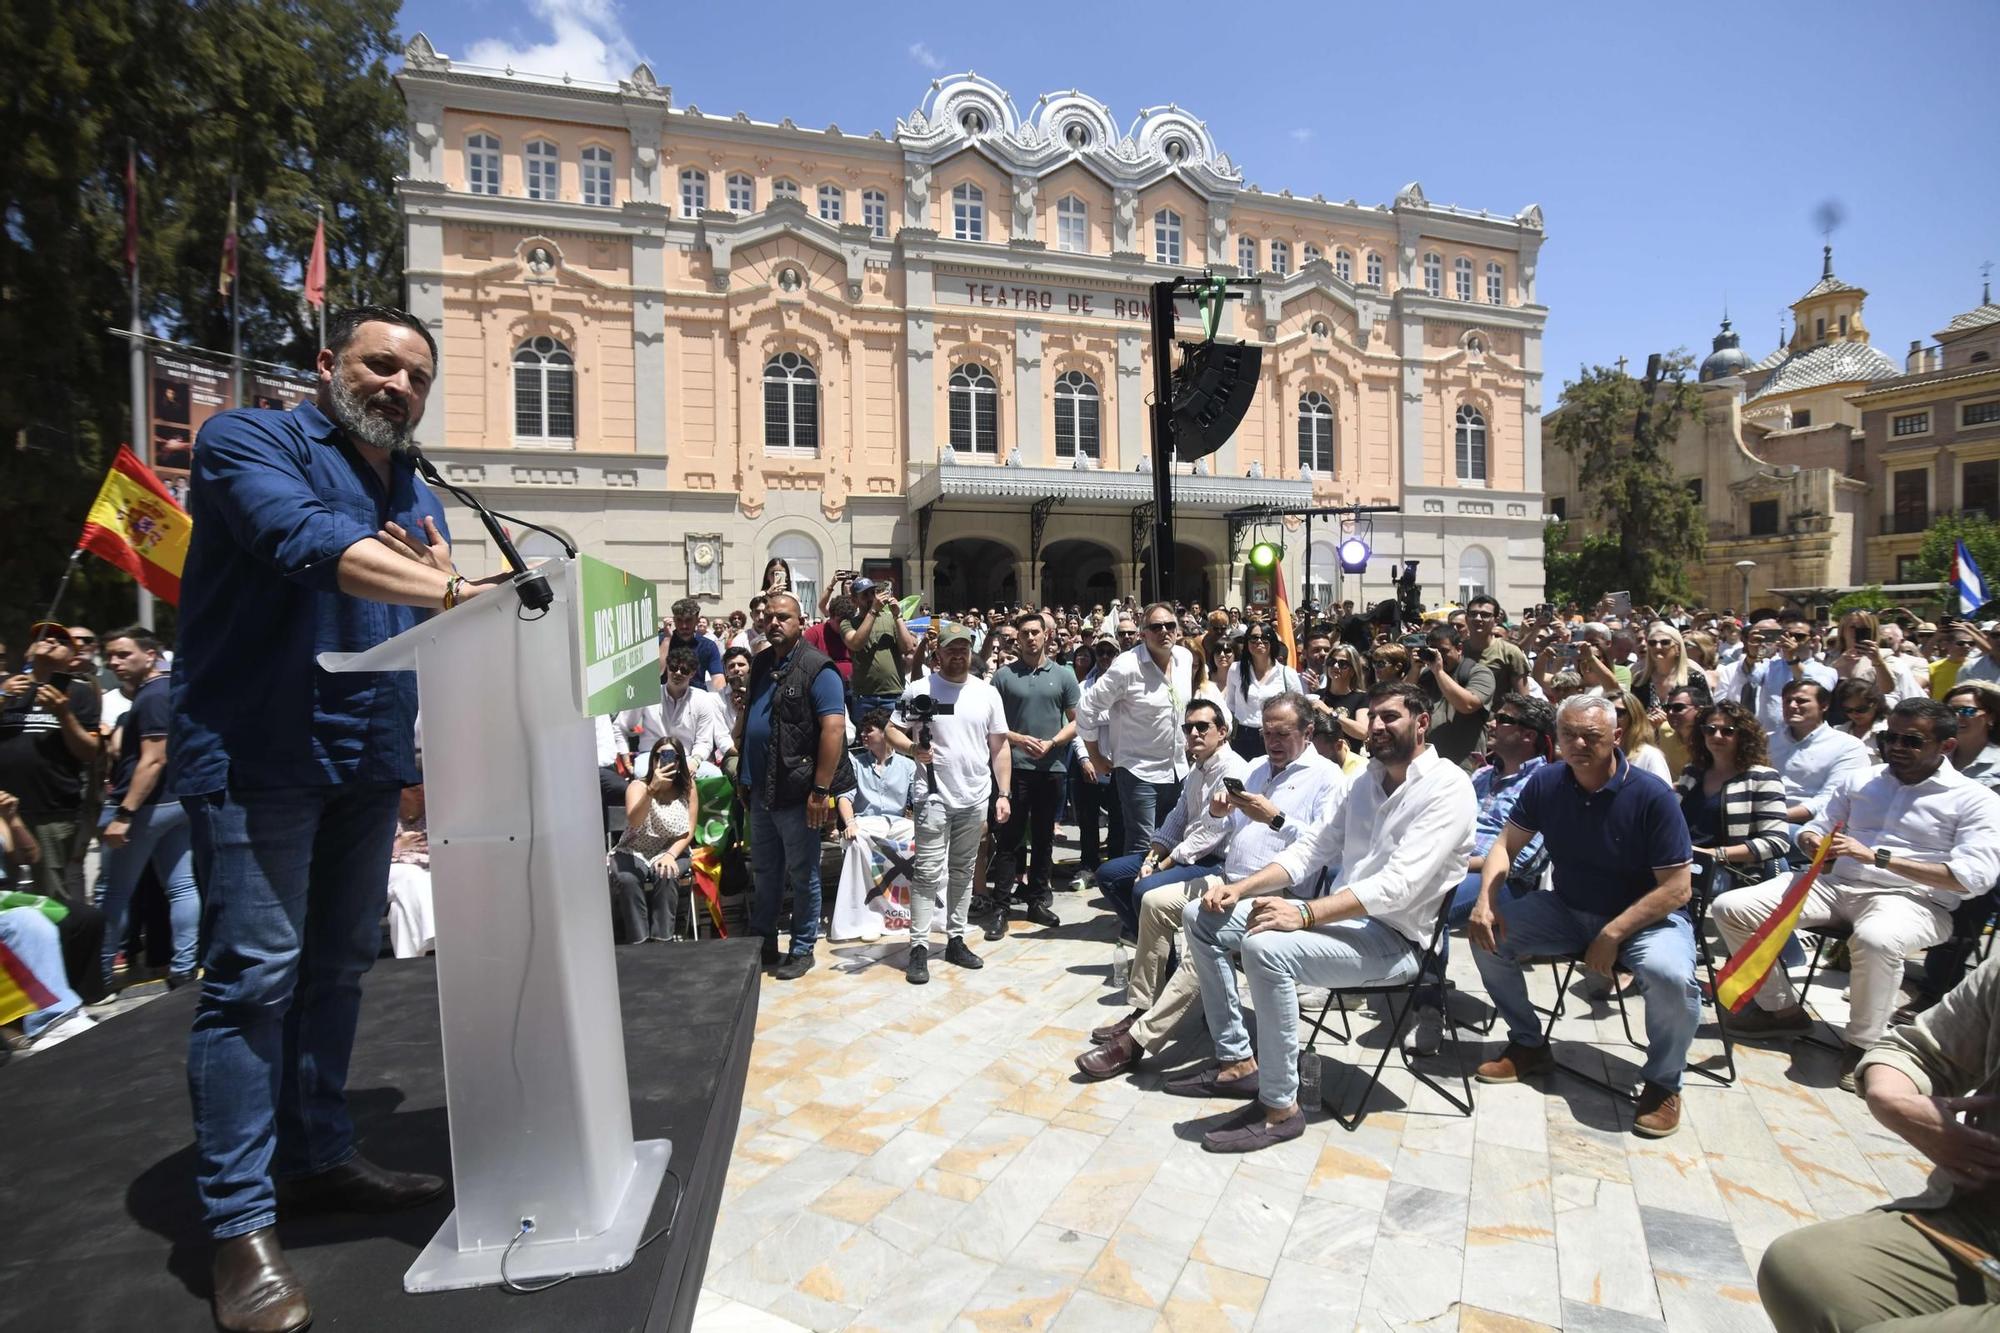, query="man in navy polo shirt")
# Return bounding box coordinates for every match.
[1465,692,1698,1139]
